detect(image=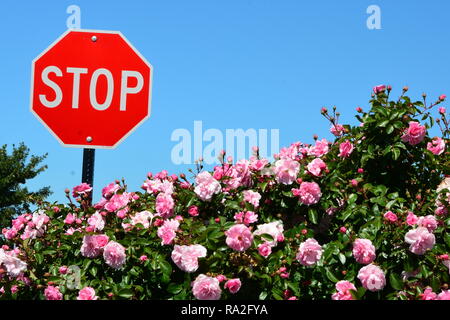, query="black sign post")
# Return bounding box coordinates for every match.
[81,148,95,204]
